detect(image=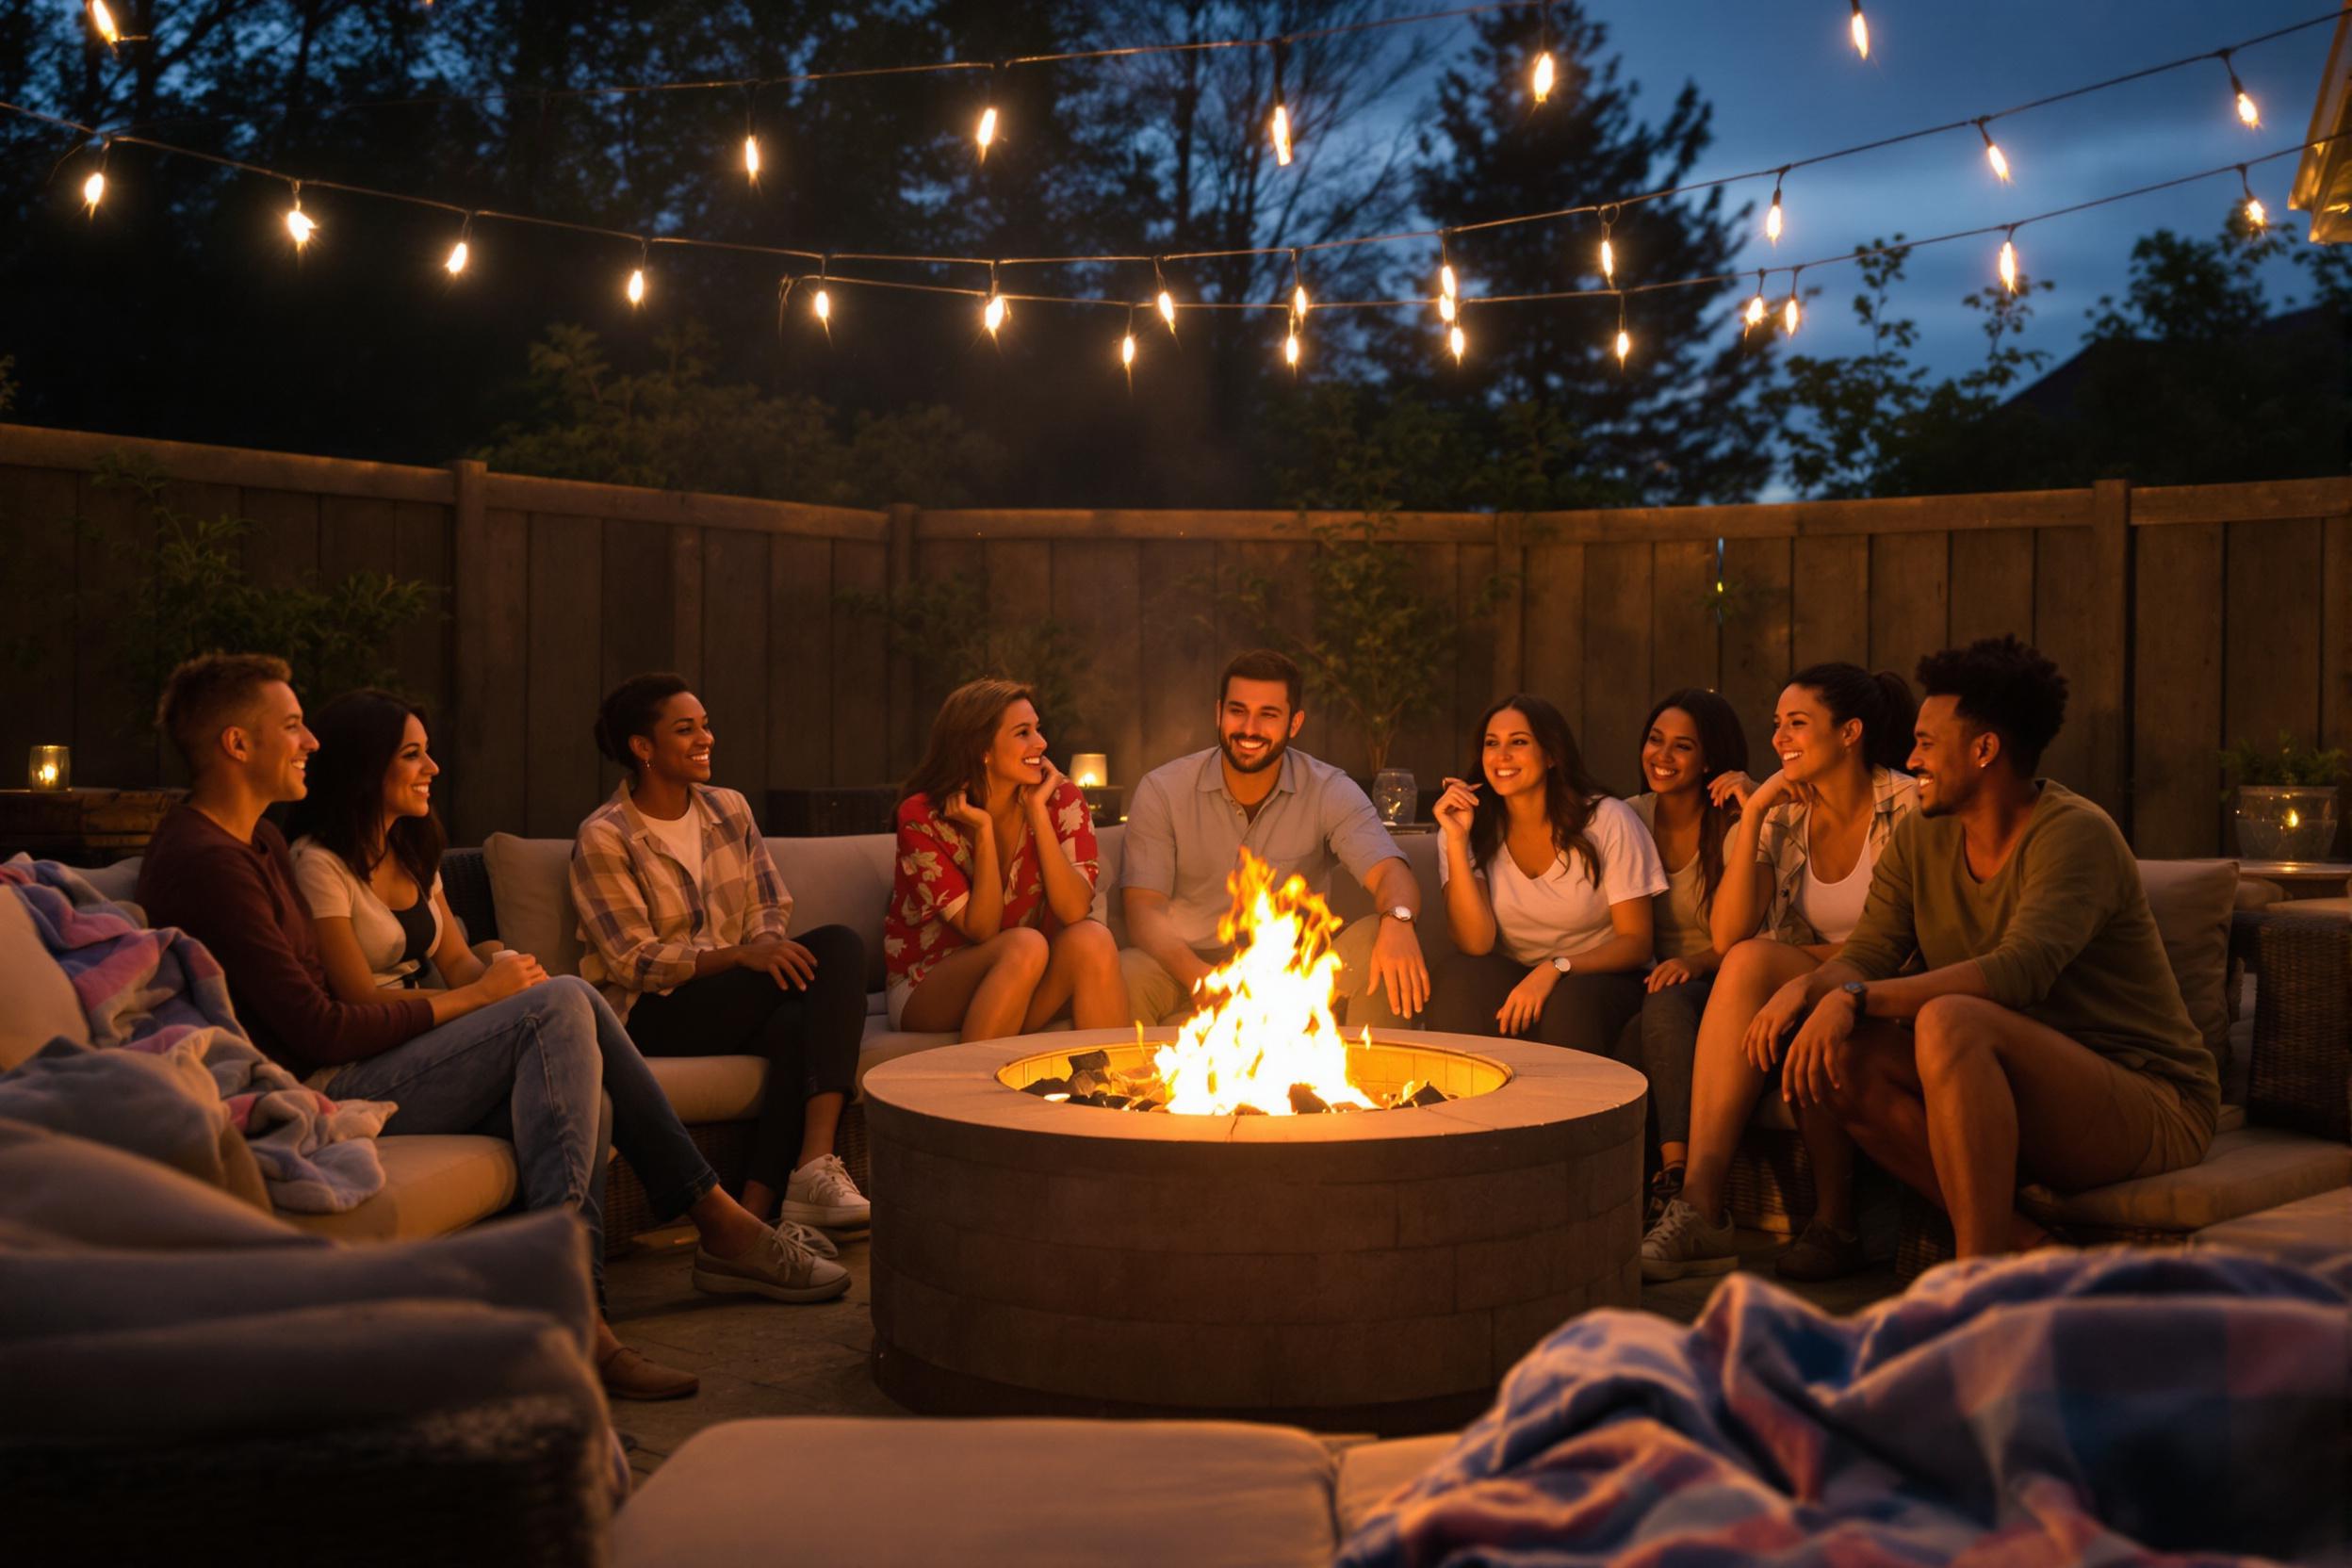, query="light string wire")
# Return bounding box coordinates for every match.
[8,13,2334,326]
